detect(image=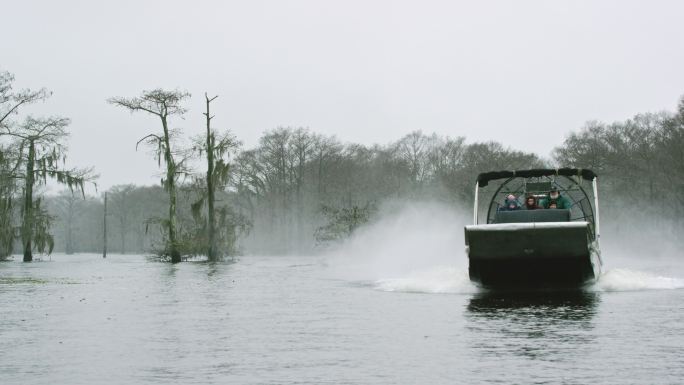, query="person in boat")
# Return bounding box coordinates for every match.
[540,187,572,209]
[499,194,521,211]
[524,195,539,210]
